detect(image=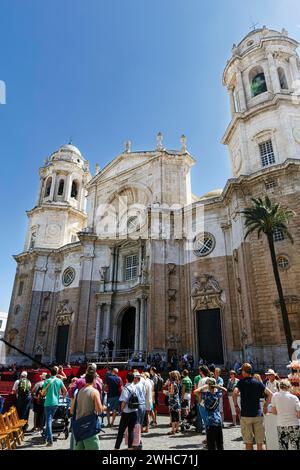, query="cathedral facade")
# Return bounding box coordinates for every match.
[5,27,300,370]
